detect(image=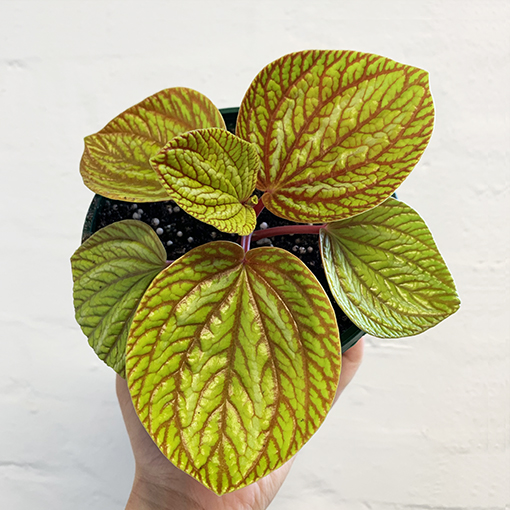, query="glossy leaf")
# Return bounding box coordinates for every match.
[237,50,435,223]
[126,241,341,495]
[150,128,260,235]
[320,198,460,337]
[71,220,167,375]
[80,88,226,202]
